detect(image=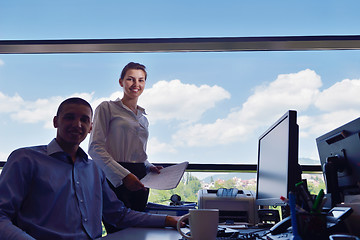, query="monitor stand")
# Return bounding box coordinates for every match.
[324,156,345,207]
